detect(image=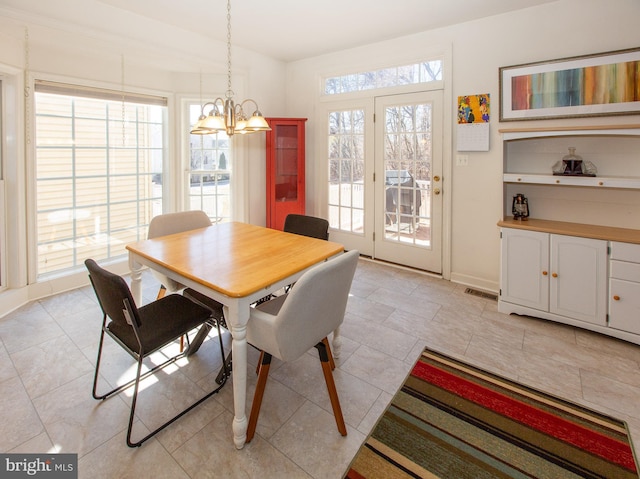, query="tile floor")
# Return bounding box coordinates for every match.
[2,258,640,478]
